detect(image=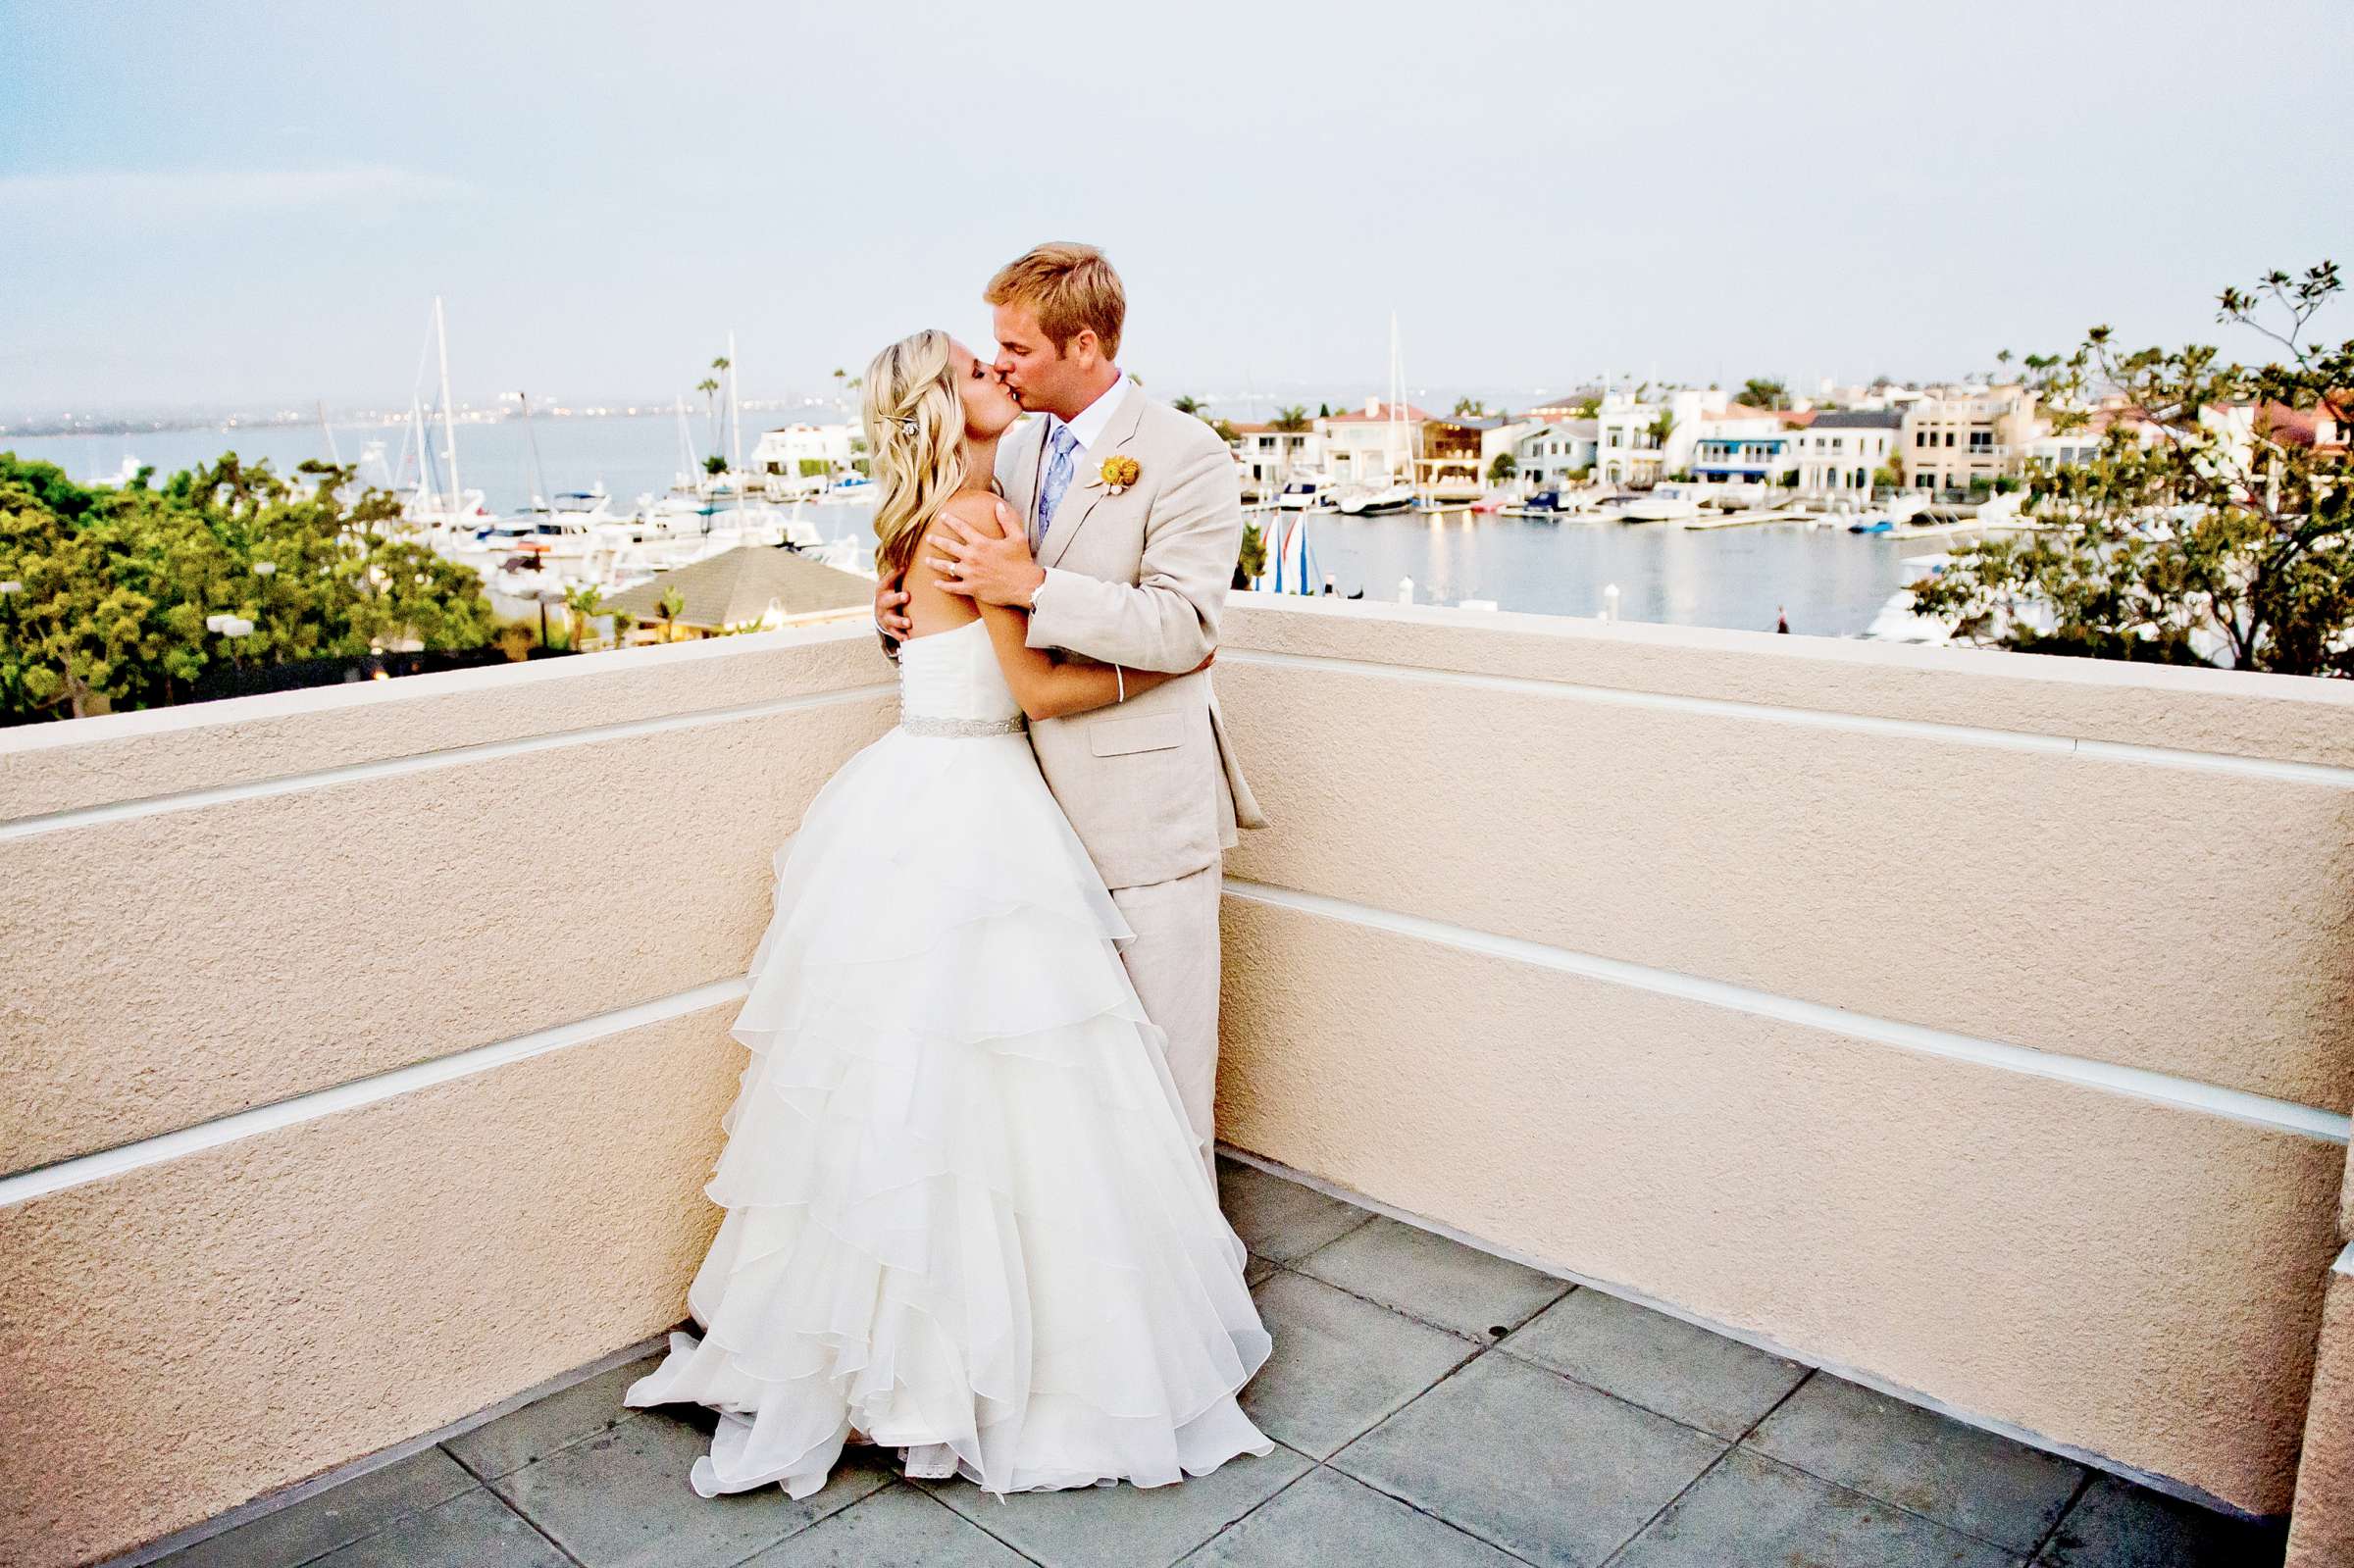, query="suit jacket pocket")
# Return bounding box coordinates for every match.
[1087,711,1188,757]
